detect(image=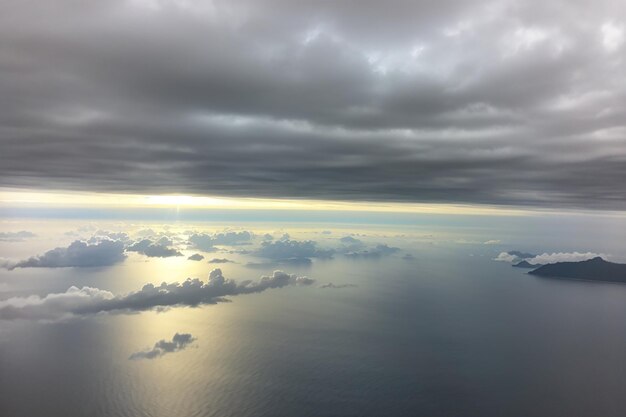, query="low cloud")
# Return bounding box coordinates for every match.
[245,258,312,269]
[189,231,253,251]
[0,231,36,242]
[319,283,357,289]
[127,237,182,258]
[344,244,400,259]
[188,253,204,261]
[7,239,126,270]
[129,333,196,360]
[0,269,315,321]
[256,239,334,260]
[484,240,501,245]
[528,252,606,265]
[494,251,536,263]
[207,258,234,264]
